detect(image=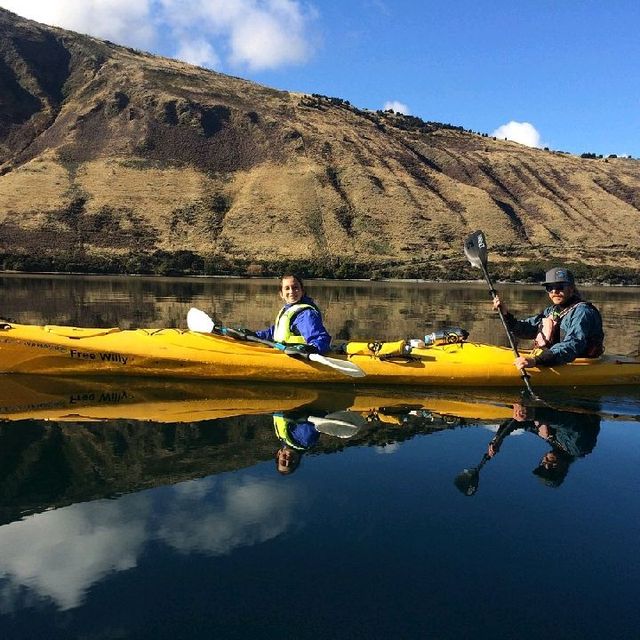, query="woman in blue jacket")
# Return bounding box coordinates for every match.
[254,274,332,355]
